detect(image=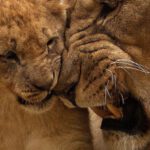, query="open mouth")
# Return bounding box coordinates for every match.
[65,87,149,135]
[99,93,149,135]
[59,84,149,135]
[17,93,52,108]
